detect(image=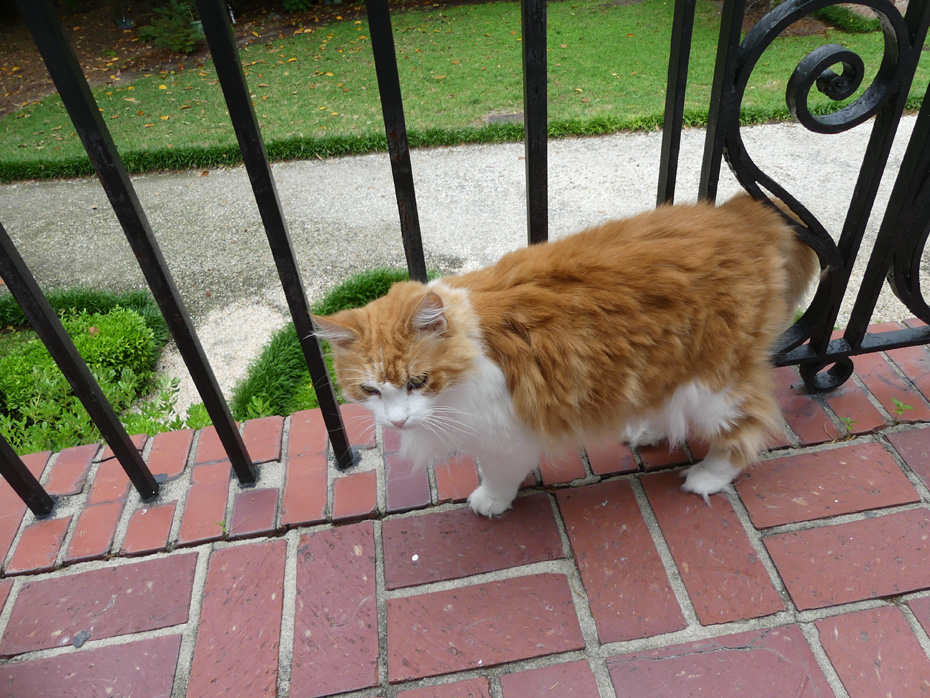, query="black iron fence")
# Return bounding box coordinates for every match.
[1,0,929,516]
